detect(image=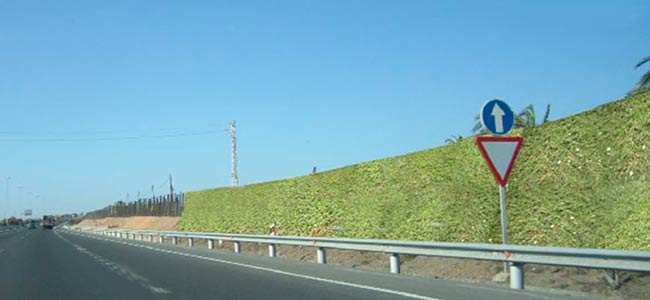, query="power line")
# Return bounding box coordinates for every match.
[0,130,220,142]
[0,124,225,136]
[155,178,170,190]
